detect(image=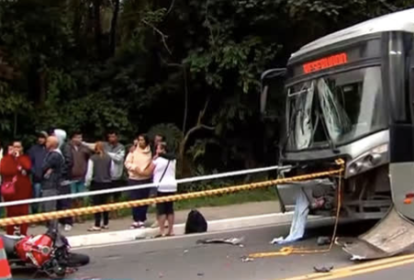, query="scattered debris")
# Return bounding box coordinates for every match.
[241,256,254,262]
[159,272,164,278]
[317,236,331,246]
[313,265,334,273]
[197,272,204,276]
[197,237,245,246]
[184,249,189,254]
